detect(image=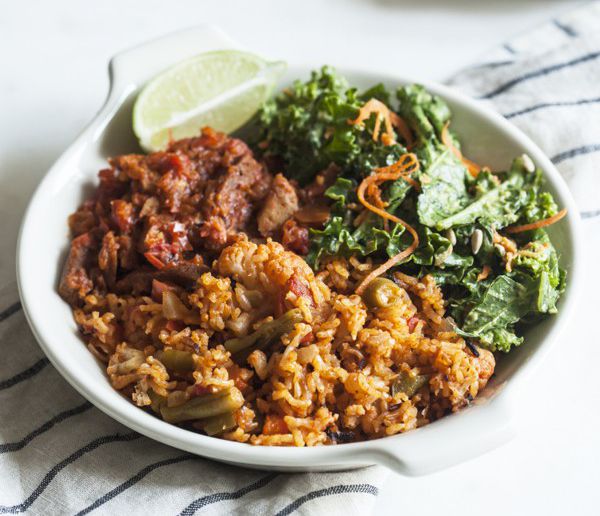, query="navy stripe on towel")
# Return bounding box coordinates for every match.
[0,358,49,391]
[582,210,600,220]
[0,402,93,454]
[551,144,600,164]
[504,97,600,119]
[178,473,279,516]
[0,302,21,324]
[0,432,140,514]
[480,50,600,99]
[553,19,578,38]
[76,454,195,516]
[274,484,379,516]
[470,59,516,71]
